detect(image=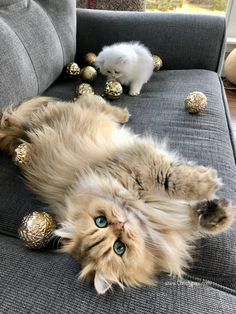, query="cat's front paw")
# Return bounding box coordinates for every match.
[129,90,140,96]
[196,198,235,234]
